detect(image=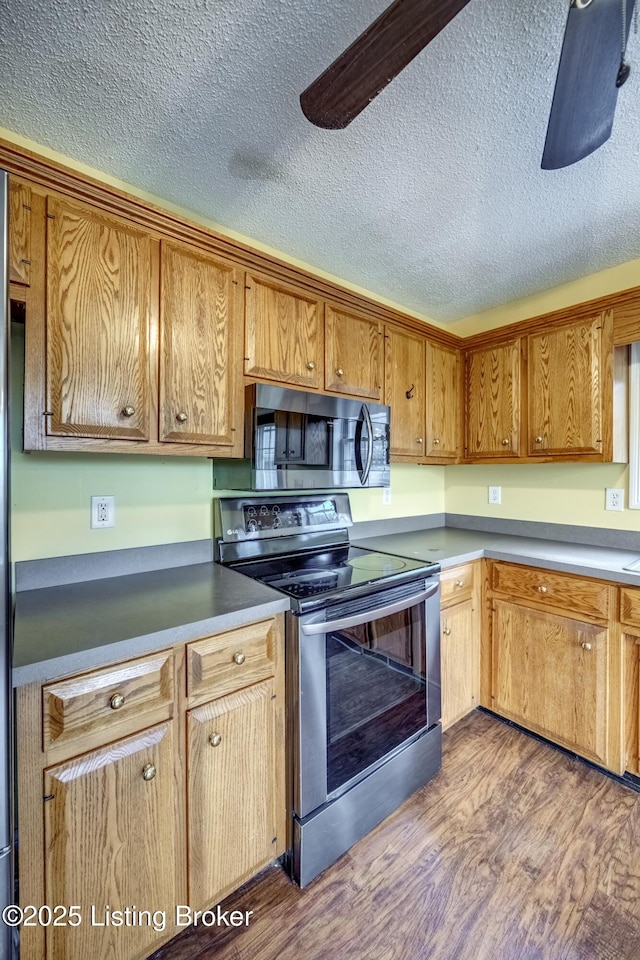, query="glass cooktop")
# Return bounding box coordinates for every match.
[231,545,439,604]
